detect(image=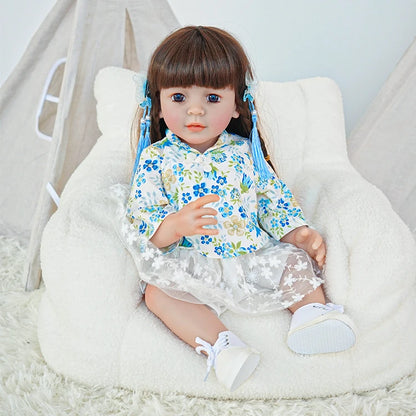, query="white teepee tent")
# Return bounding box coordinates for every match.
[348,37,416,239]
[0,0,179,290]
